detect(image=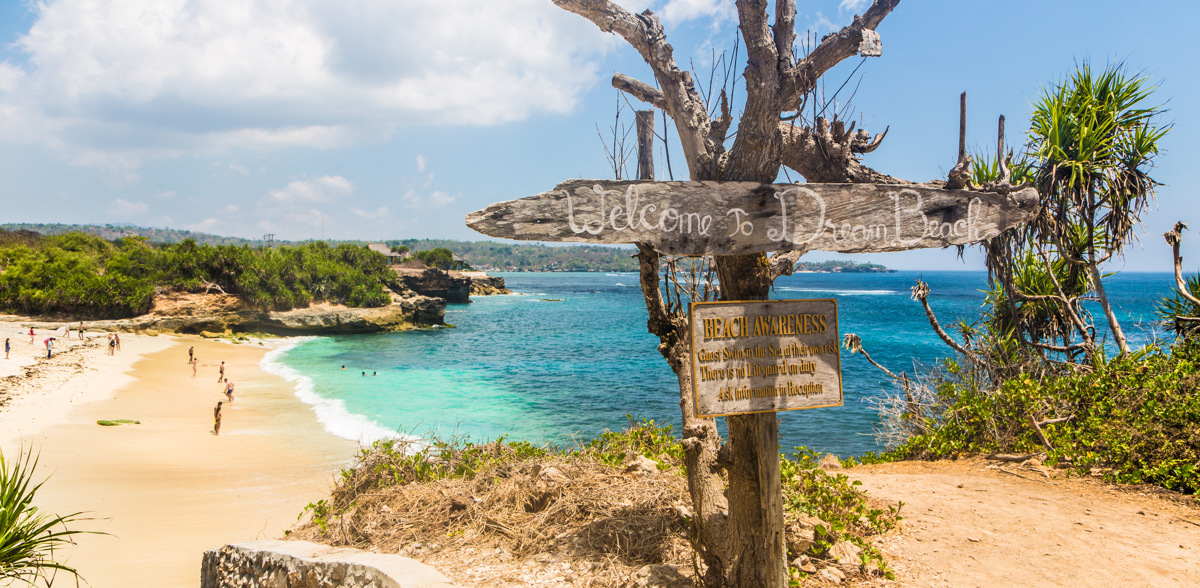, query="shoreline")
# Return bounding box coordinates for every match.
[0,329,358,587]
